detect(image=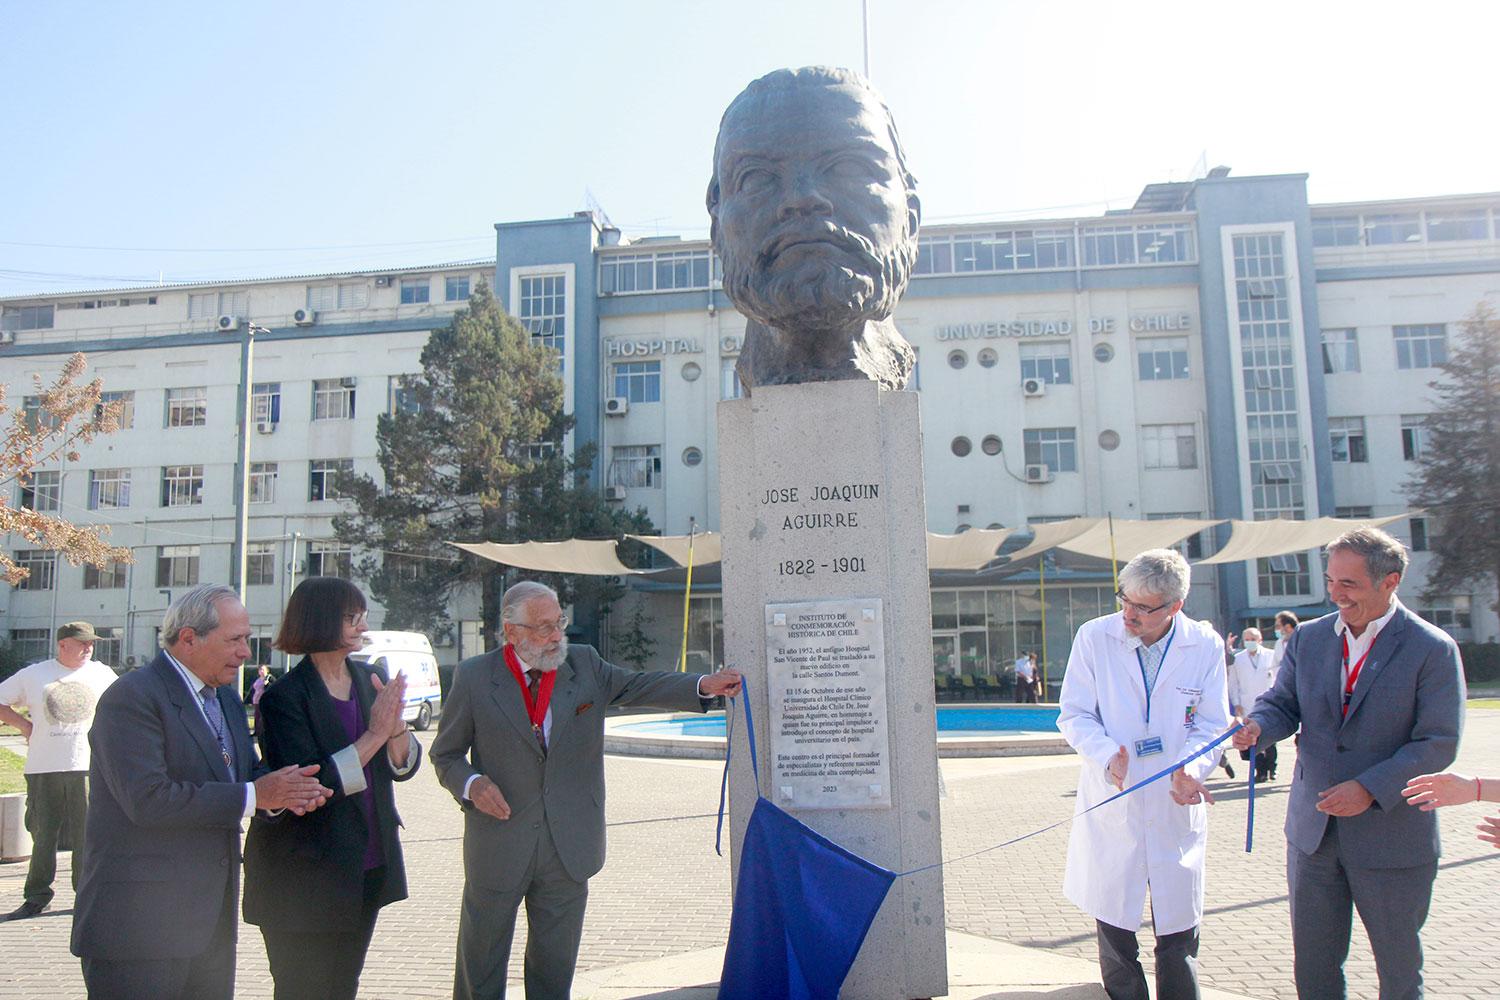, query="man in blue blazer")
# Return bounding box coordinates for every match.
[70,584,332,1000]
[1234,527,1465,999]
